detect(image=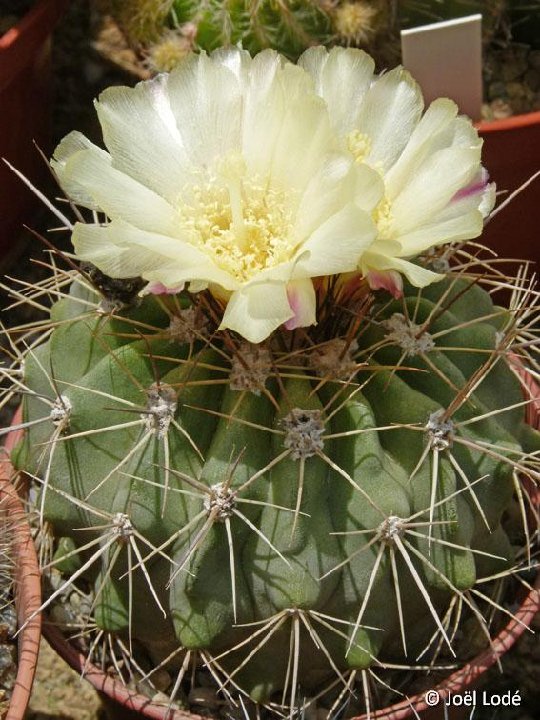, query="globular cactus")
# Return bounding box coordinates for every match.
[103,1,395,68]
[9,260,540,713]
[104,0,176,44]
[105,0,334,61]
[170,0,333,59]
[102,1,540,76]
[5,45,540,717]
